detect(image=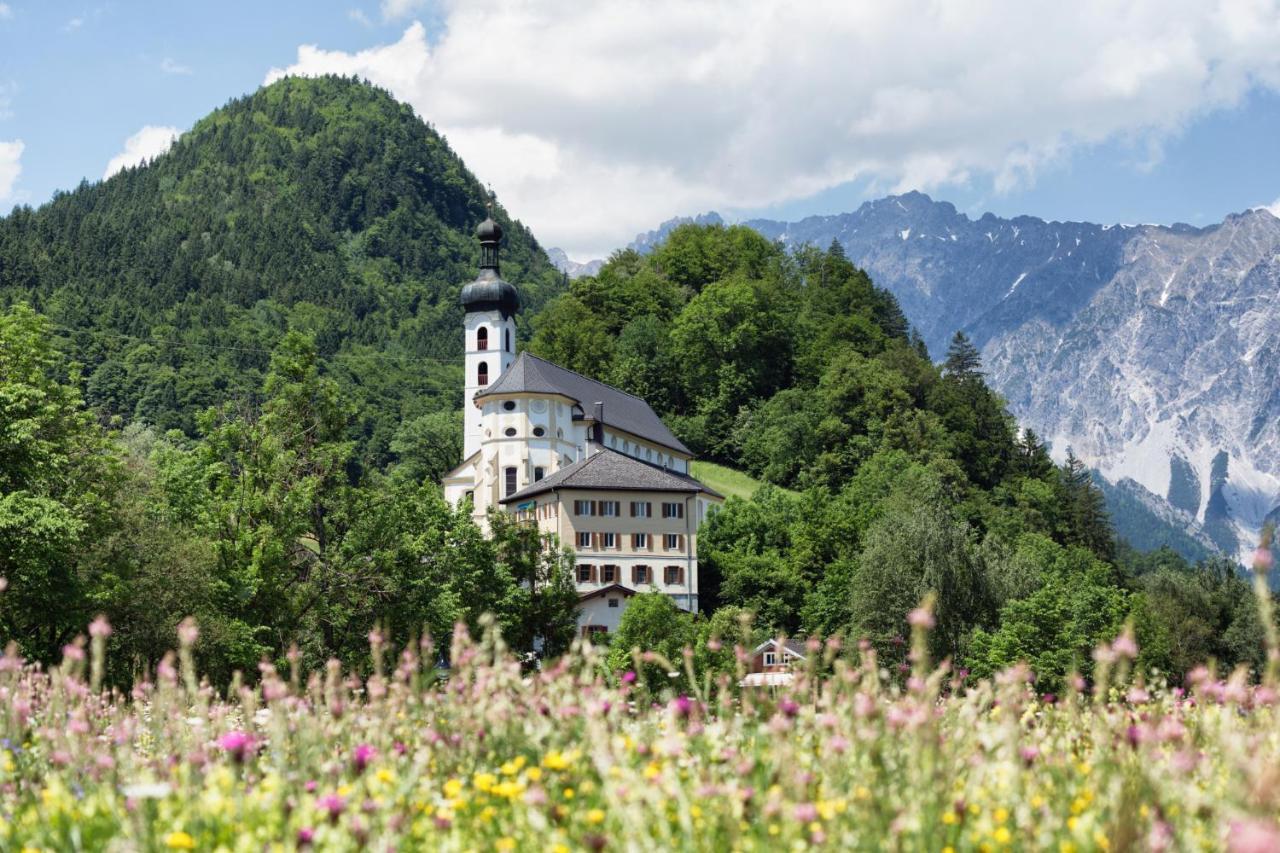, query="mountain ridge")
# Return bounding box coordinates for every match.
[616,194,1280,564]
